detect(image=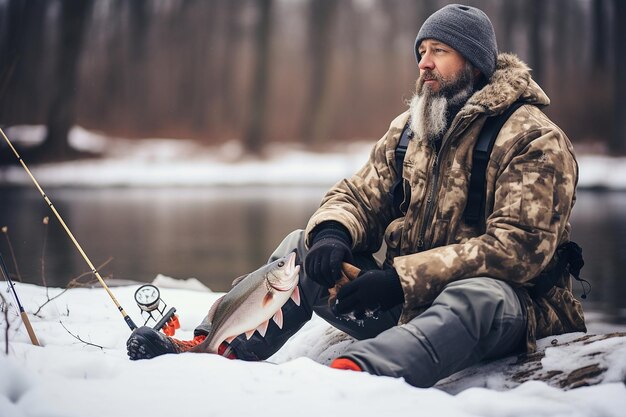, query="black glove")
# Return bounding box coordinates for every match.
[304,222,353,288]
[333,268,404,318]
